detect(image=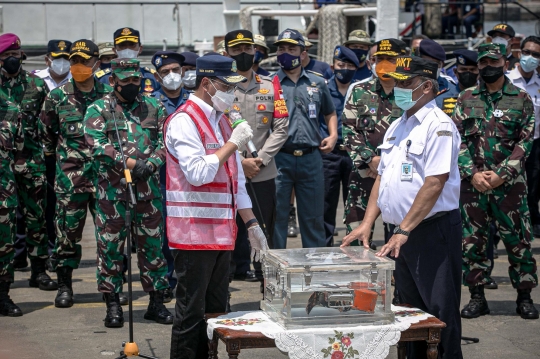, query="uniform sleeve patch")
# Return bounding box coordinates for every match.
[437,130,452,137]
